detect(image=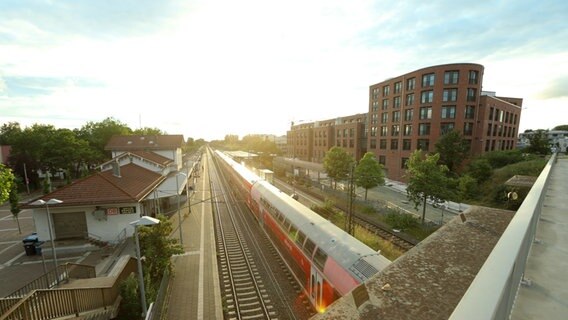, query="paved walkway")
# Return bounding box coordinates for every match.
[163,154,223,320]
[511,156,568,319]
